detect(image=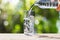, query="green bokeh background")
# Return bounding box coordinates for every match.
[0,0,59,33]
